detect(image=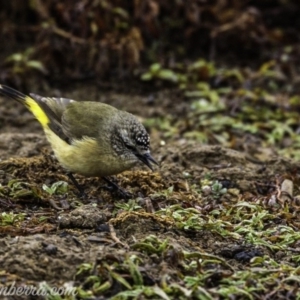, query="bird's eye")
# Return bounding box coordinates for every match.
[125,143,136,151]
